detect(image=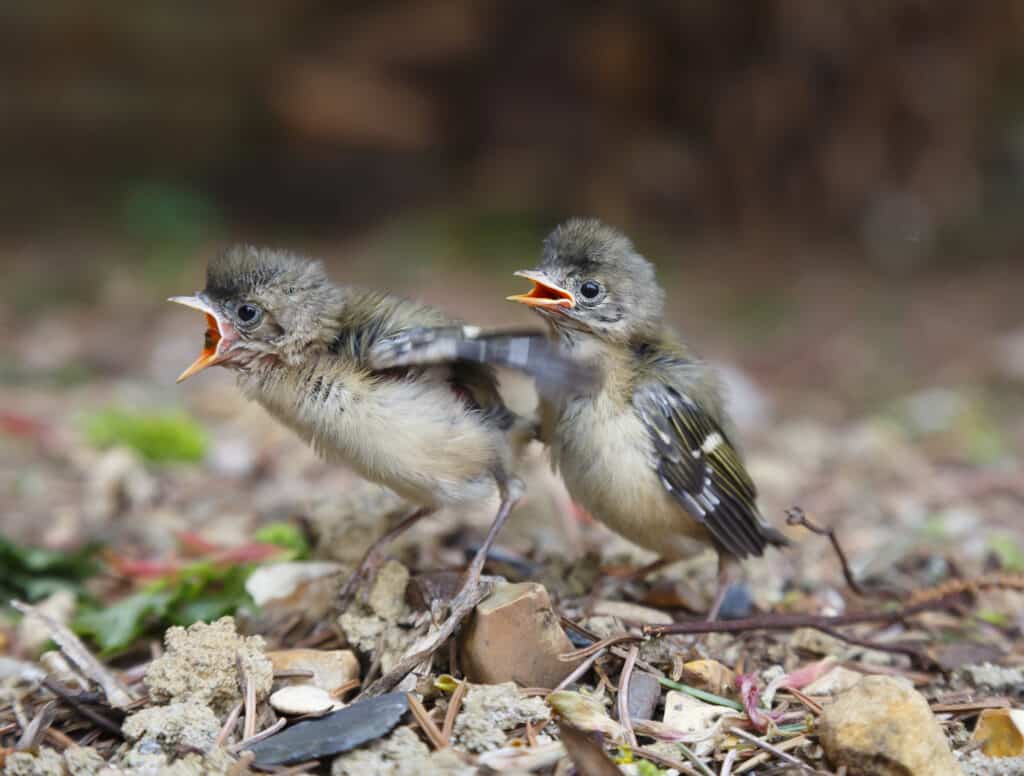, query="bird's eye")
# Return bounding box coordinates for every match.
[579,280,602,301]
[236,303,261,325]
